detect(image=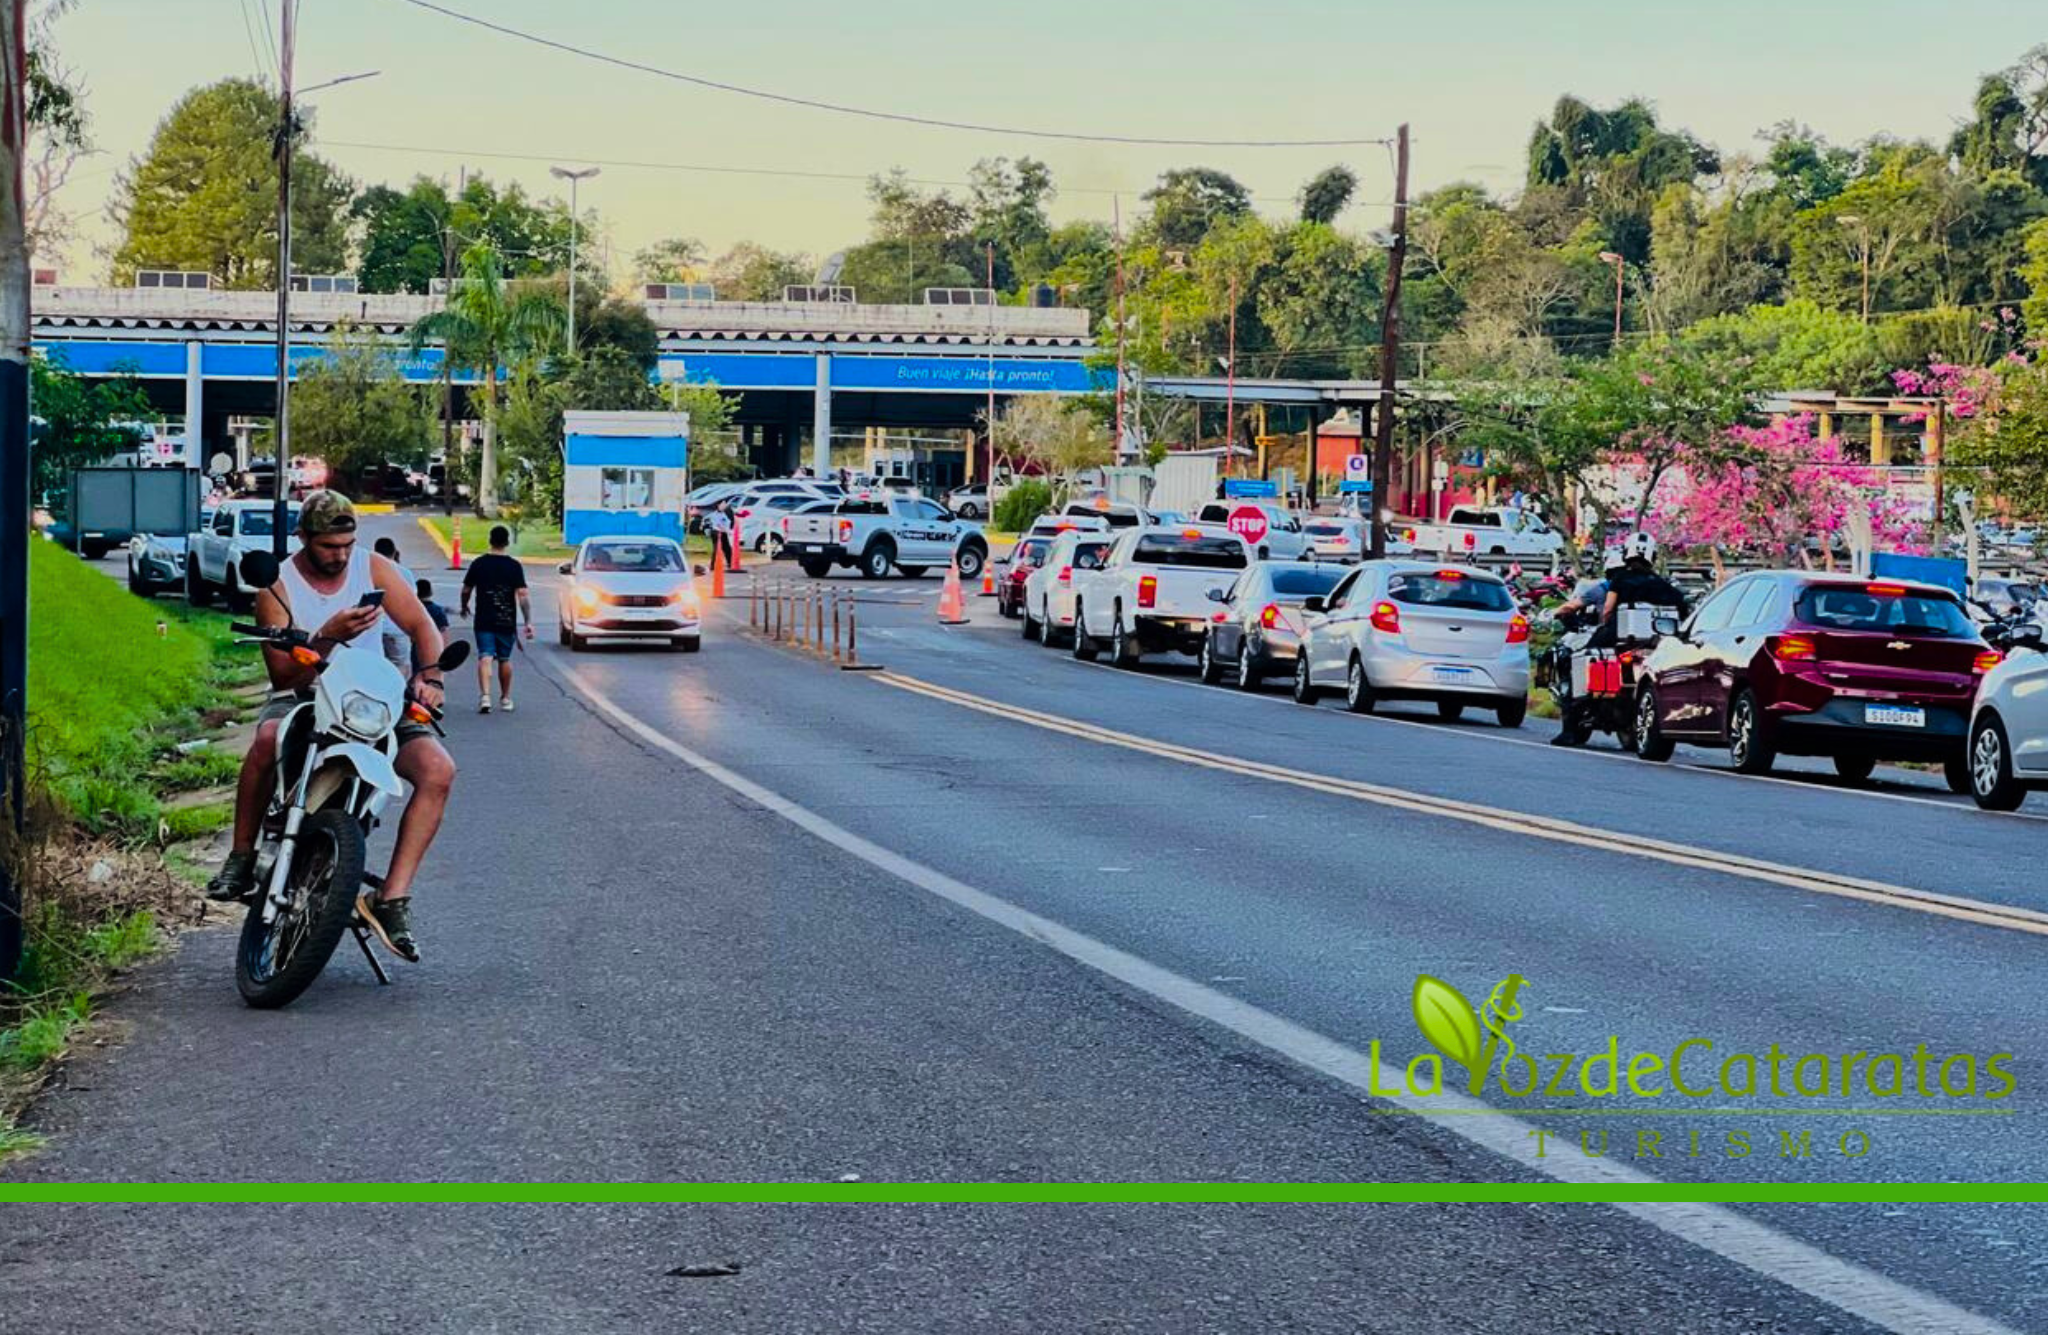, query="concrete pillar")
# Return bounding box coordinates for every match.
[184,341,205,469]
[1869,412,1888,468]
[812,354,833,476]
[1817,411,1834,441]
